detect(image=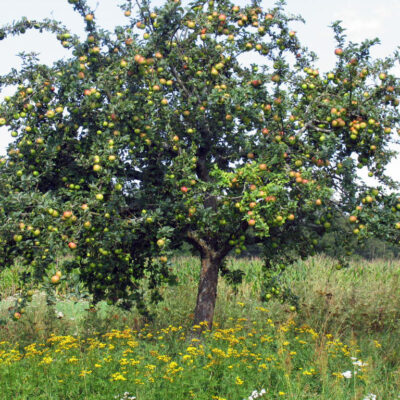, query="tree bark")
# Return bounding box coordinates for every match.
[192,250,221,331]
